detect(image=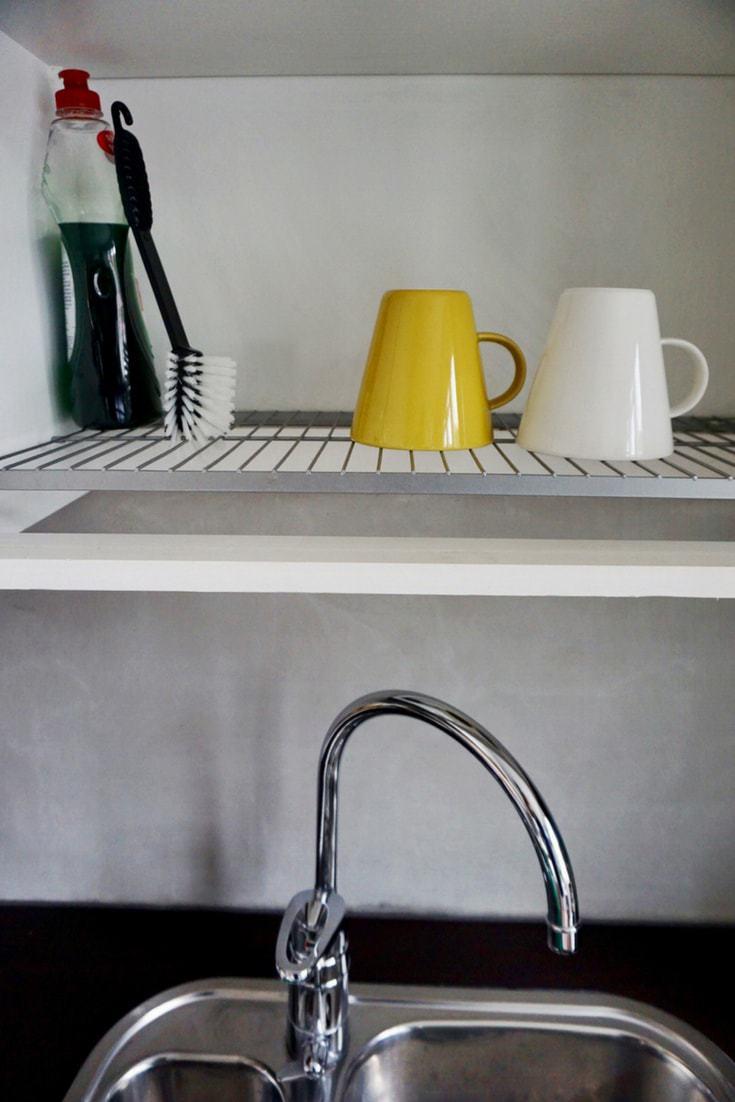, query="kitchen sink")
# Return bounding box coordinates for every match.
[64,980,735,1101]
[105,1052,284,1101]
[63,695,735,1101]
[341,1019,723,1102]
